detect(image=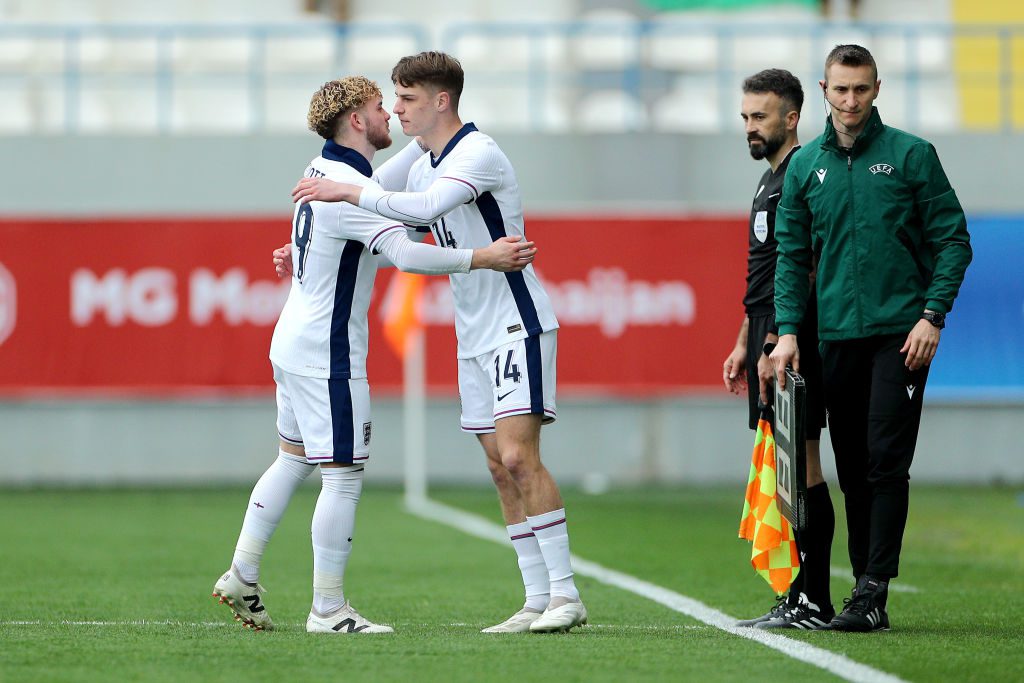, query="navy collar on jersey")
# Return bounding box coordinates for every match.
[431,122,478,168]
[321,140,373,177]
